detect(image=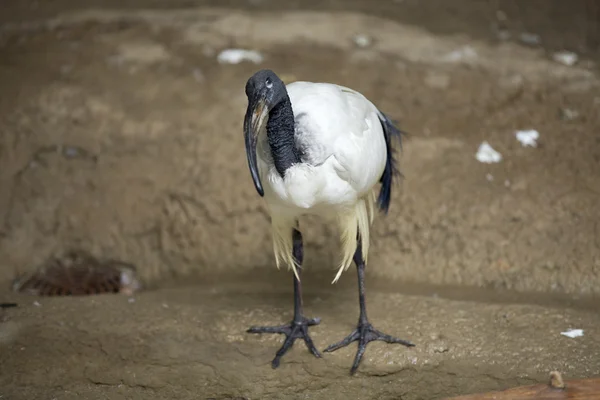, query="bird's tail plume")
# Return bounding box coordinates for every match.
[377,112,404,214]
[332,193,375,284]
[271,216,301,280]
